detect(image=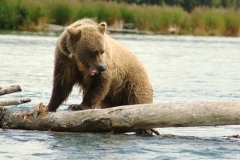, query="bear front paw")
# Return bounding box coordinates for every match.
[68,104,89,111]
